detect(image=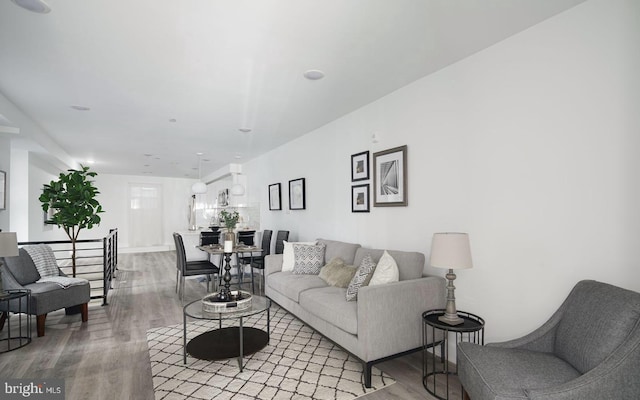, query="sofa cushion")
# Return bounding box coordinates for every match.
[319,258,357,288]
[457,343,581,400]
[299,286,358,335]
[282,241,317,272]
[346,254,376,301]
[354,248,424,281]
[292,243,326,275]
[554,280,640,373]
[368,250,399,286]
[267,271,327,303]
[316,239,361,265]
[1,248,41,285]
[23,280,90,315]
